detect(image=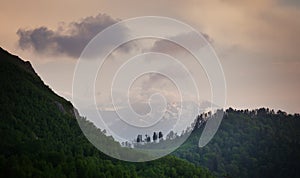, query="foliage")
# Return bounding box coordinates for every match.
[174,108,300,178]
